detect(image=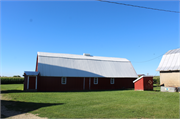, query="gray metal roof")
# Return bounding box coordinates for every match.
[24,71,40,76]
[37,52,138,78]
[156,48,180,71]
